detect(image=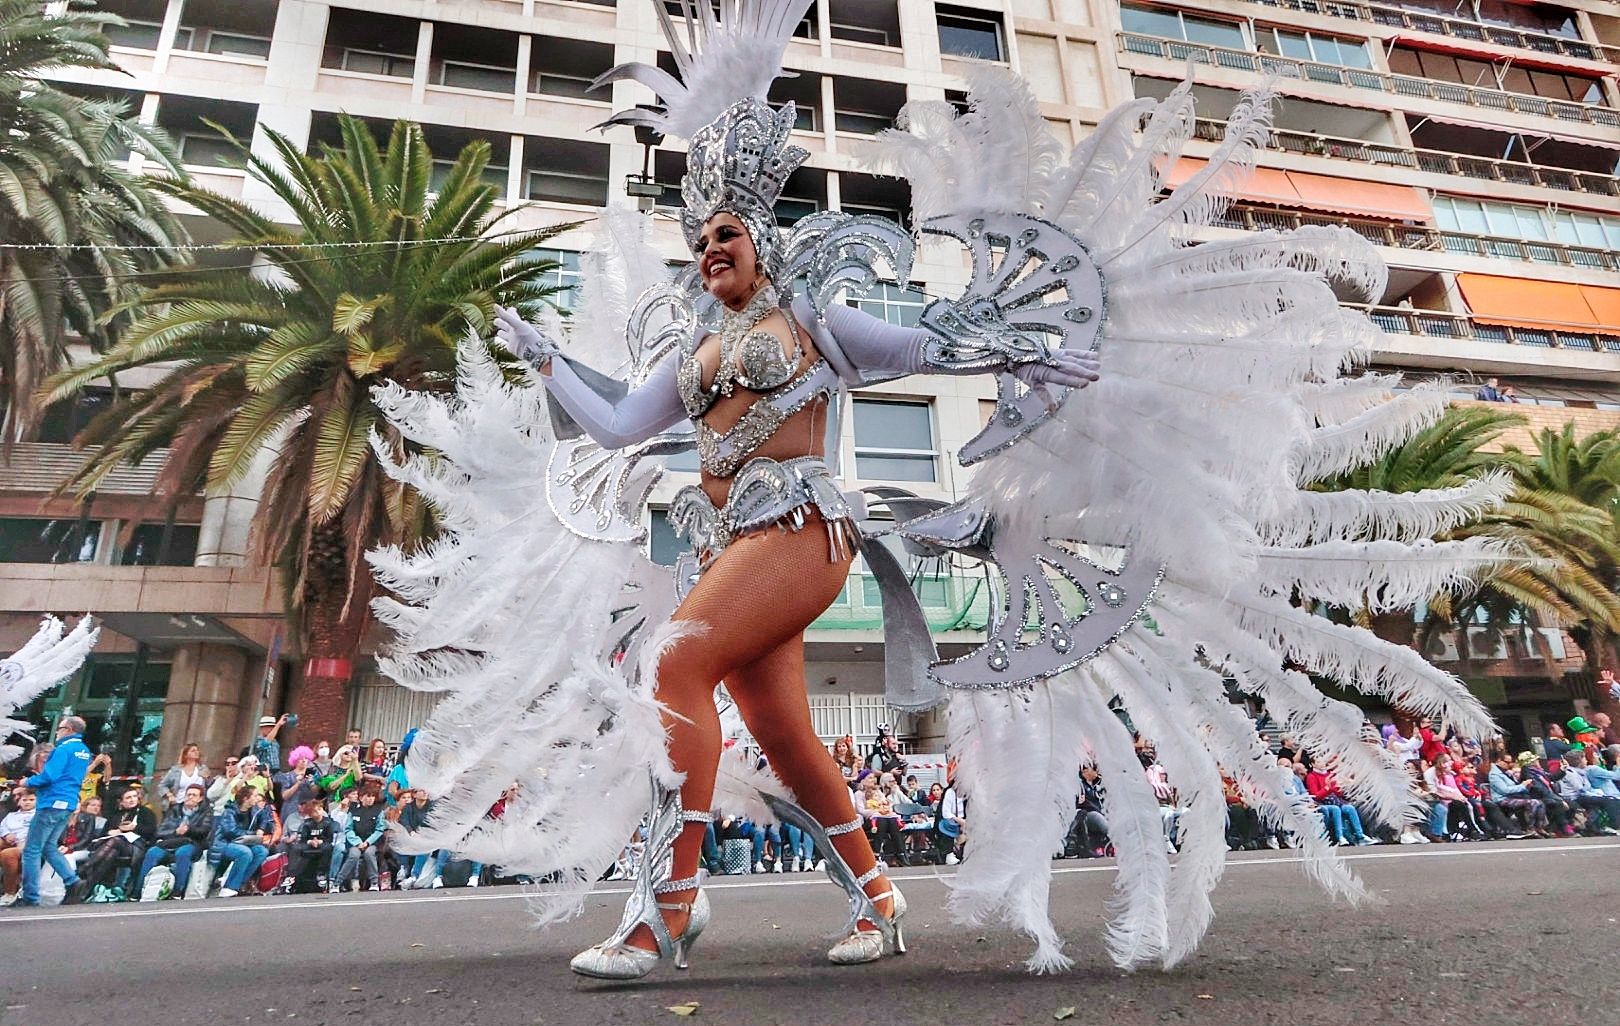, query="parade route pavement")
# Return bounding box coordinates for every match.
[4,838,1616,1026]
